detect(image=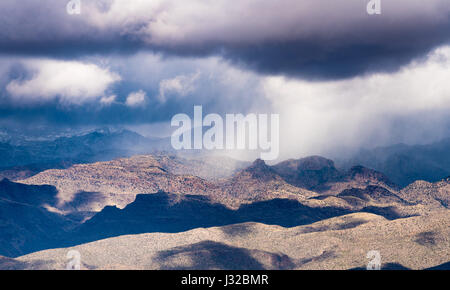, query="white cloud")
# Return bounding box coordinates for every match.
[262,45,450,158]
[6,59,120,104]
[100,94,117,105]
[158,72,200,102]
[126,90,147,107]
